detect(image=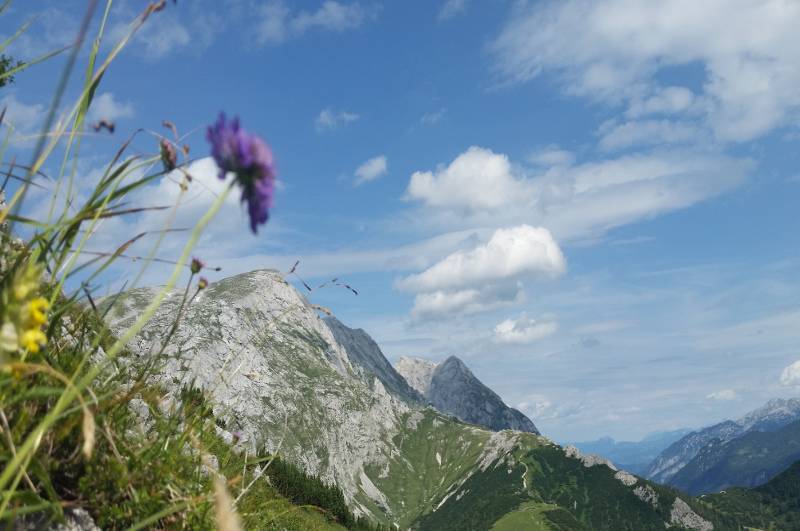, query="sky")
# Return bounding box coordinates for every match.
[2,0,800,442]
